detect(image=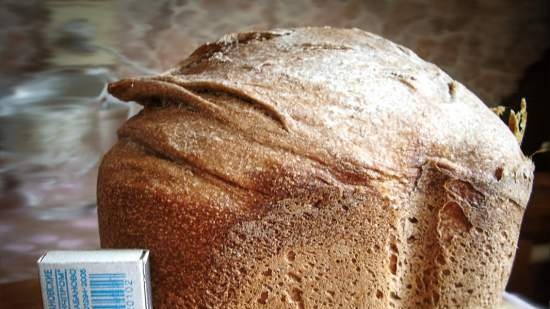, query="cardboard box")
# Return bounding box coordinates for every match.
[37,250,152,309]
